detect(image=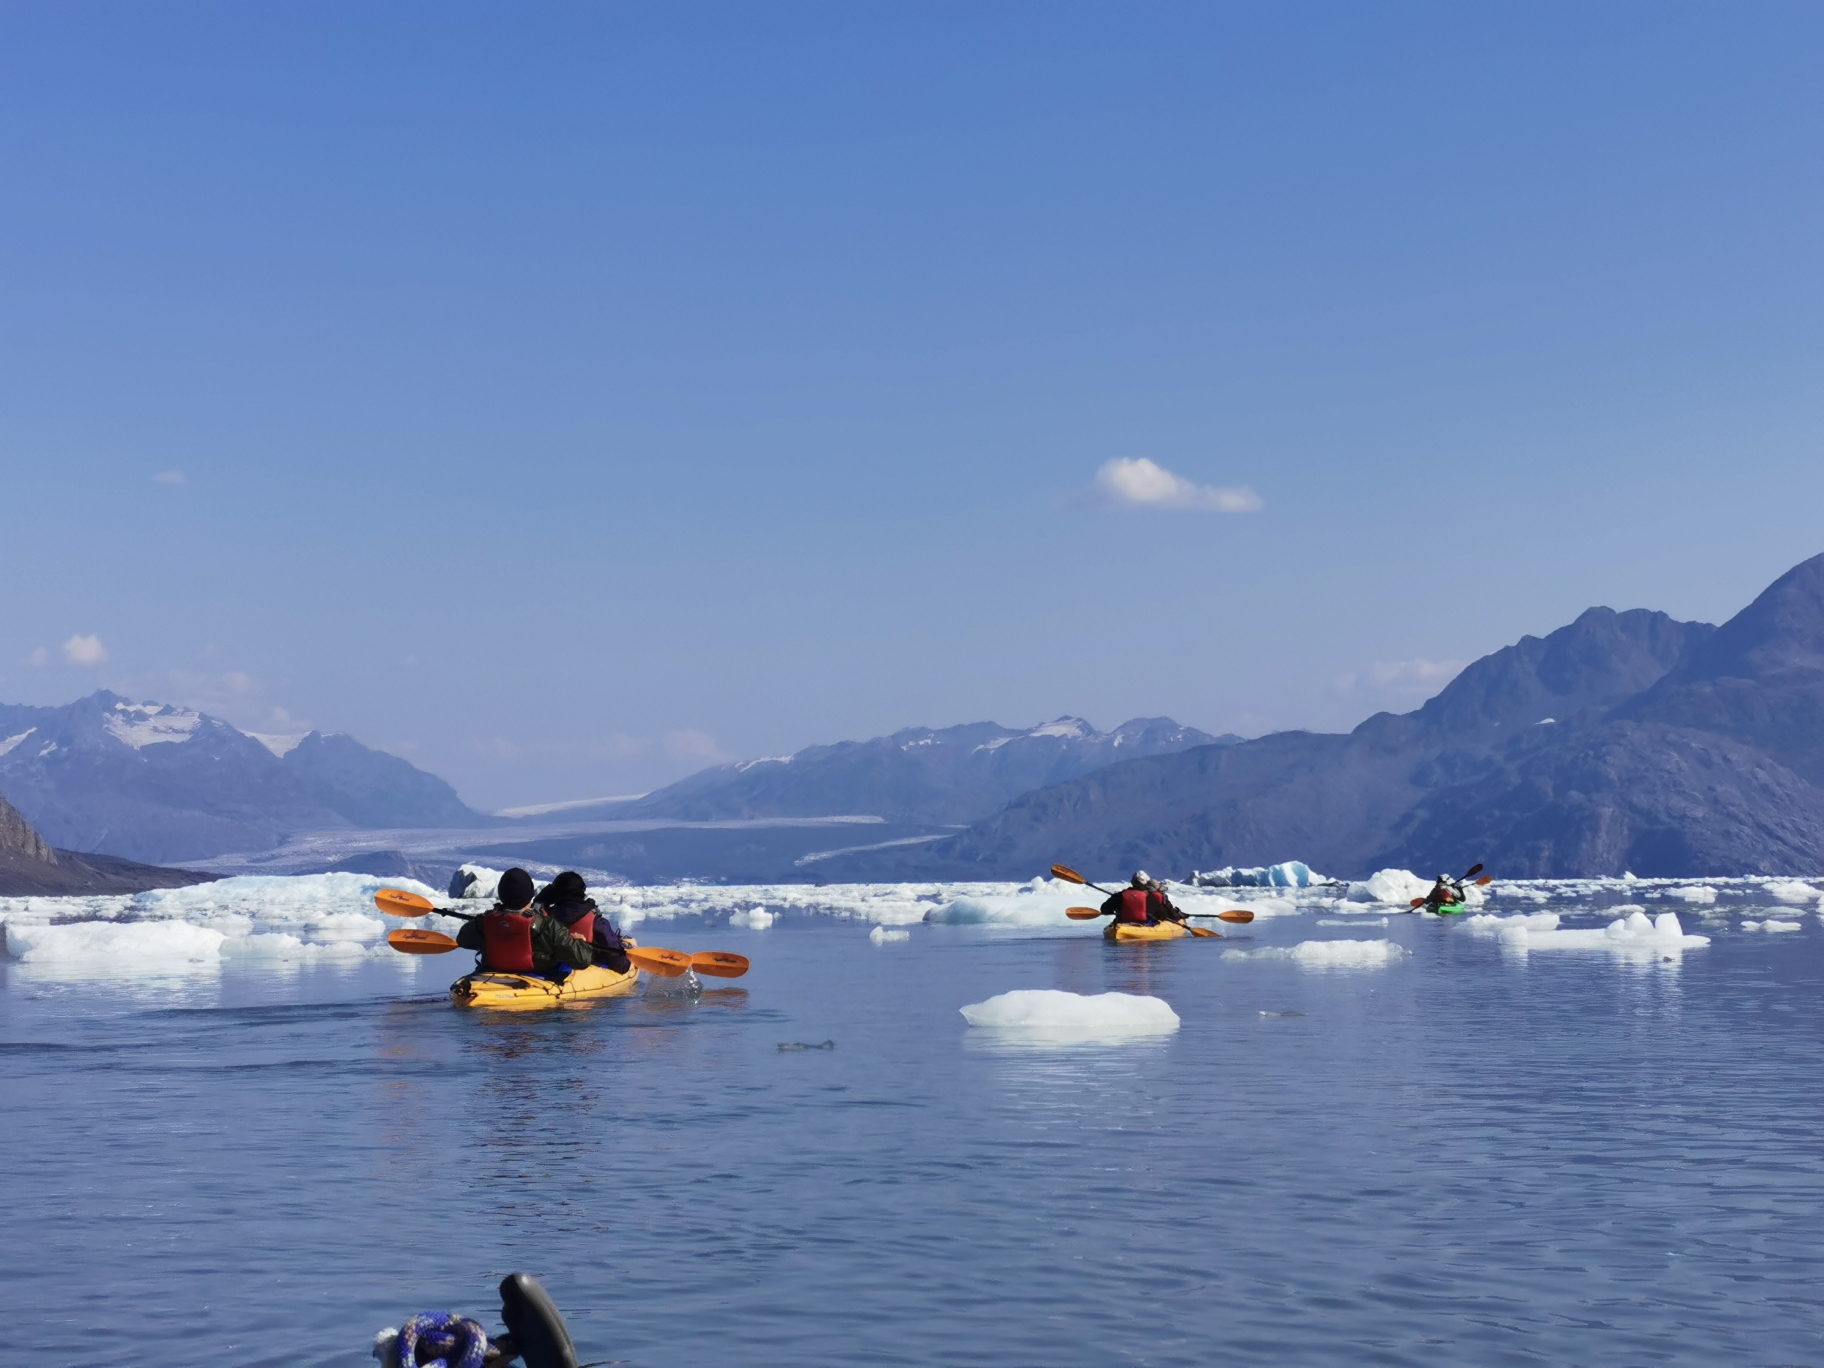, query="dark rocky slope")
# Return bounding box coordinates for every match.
[822,557,1824,880]
[0,792,215,895]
